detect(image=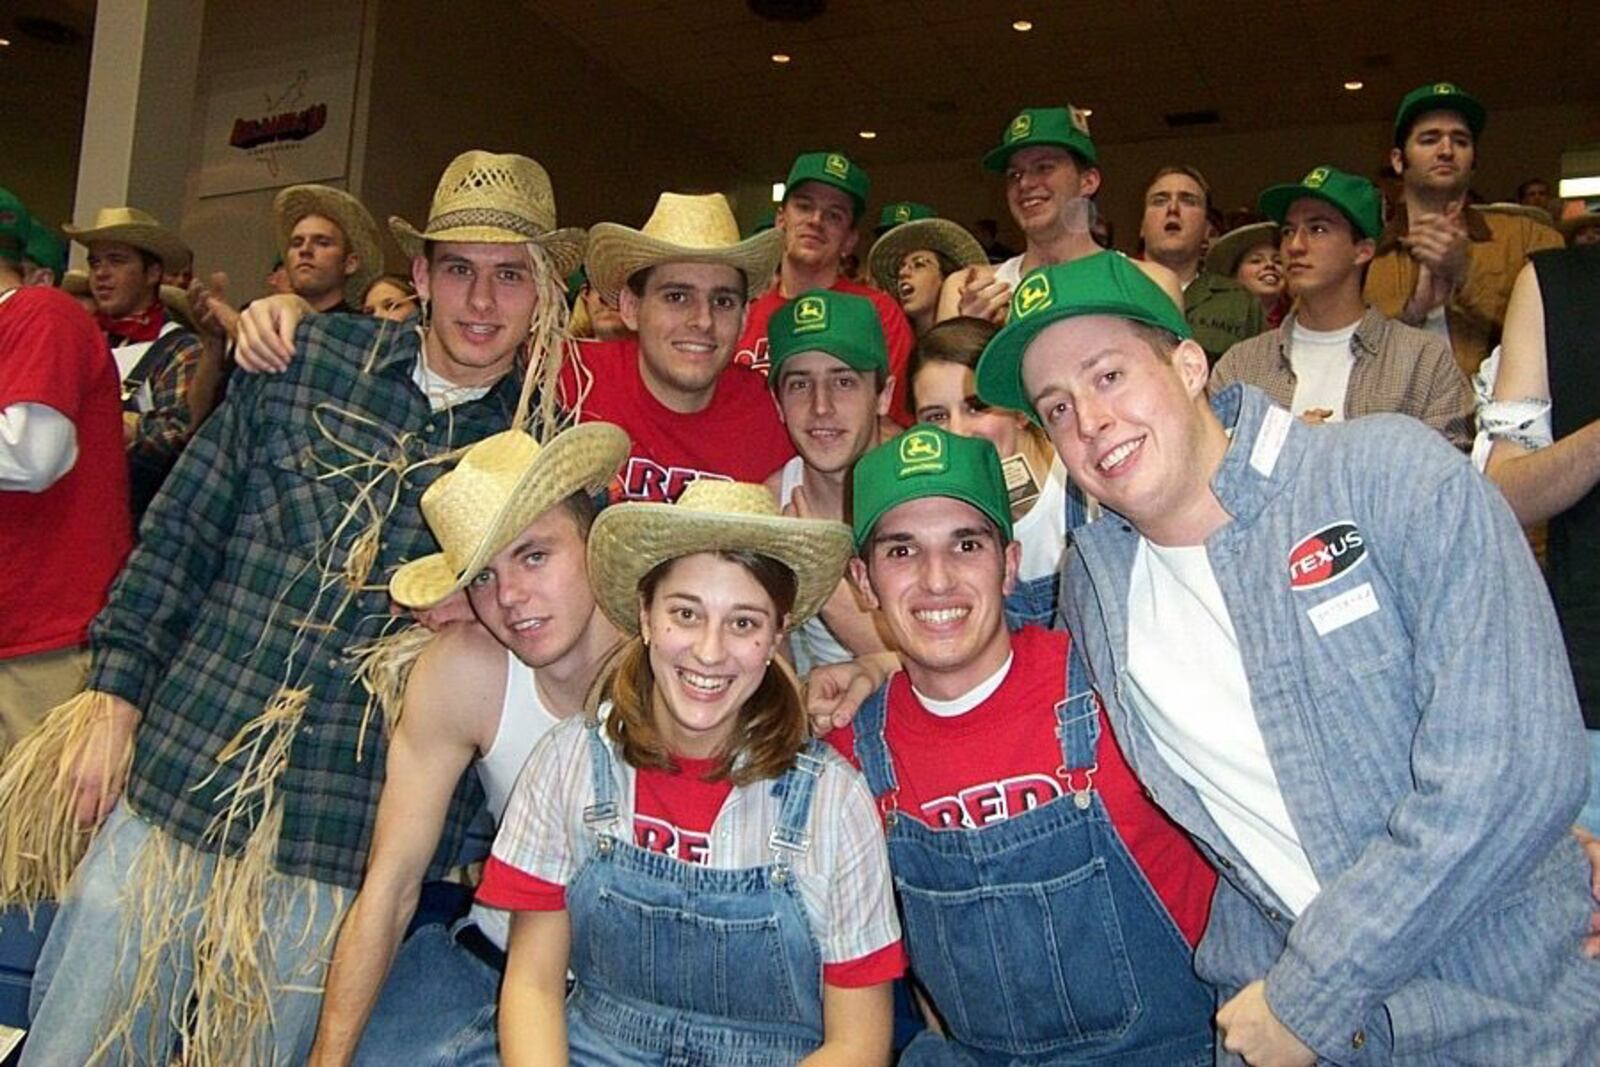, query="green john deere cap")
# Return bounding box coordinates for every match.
[851,425,1013,551]
[976,252,1190,423]
[785,151,871,217]
[874,201,936,236]
[983,106,1098,172]
[1393,82,1485,146]
[0,187,31,256]
[768,289,888,383]
[747,209,776,237]
[1258,165,1383,240]
[23,223,68,276]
